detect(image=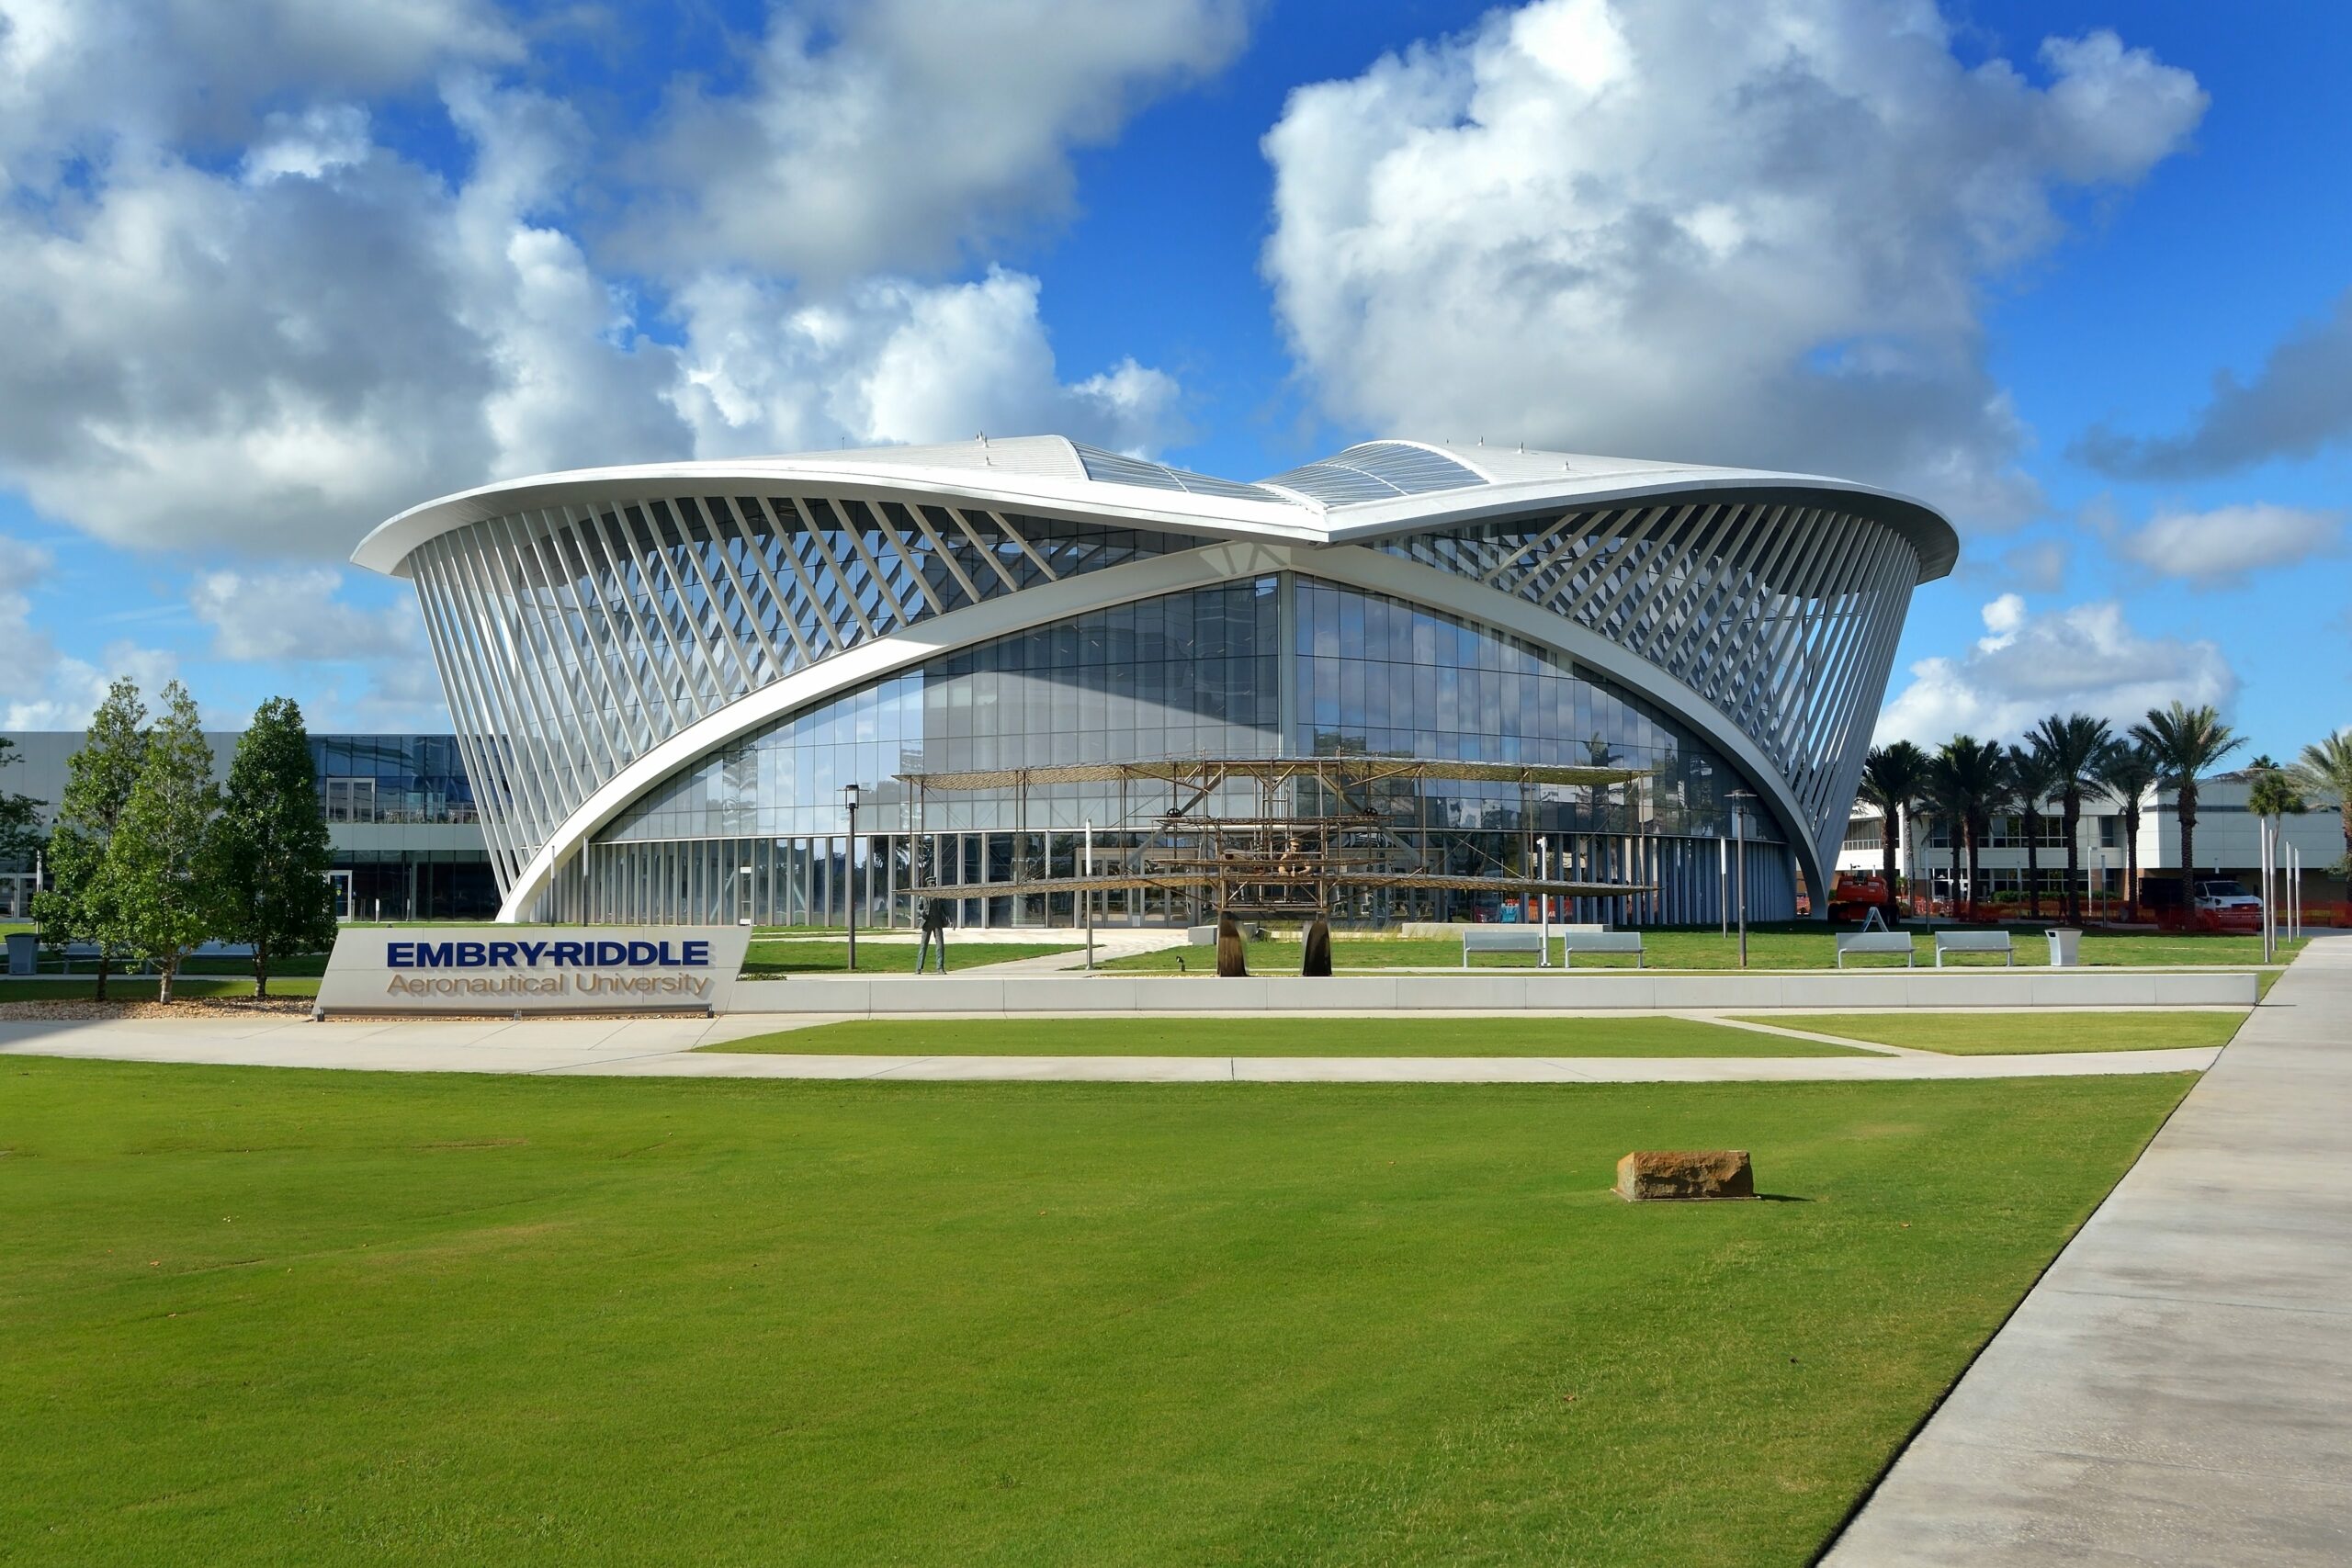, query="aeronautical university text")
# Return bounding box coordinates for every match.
[385,971,713,998]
